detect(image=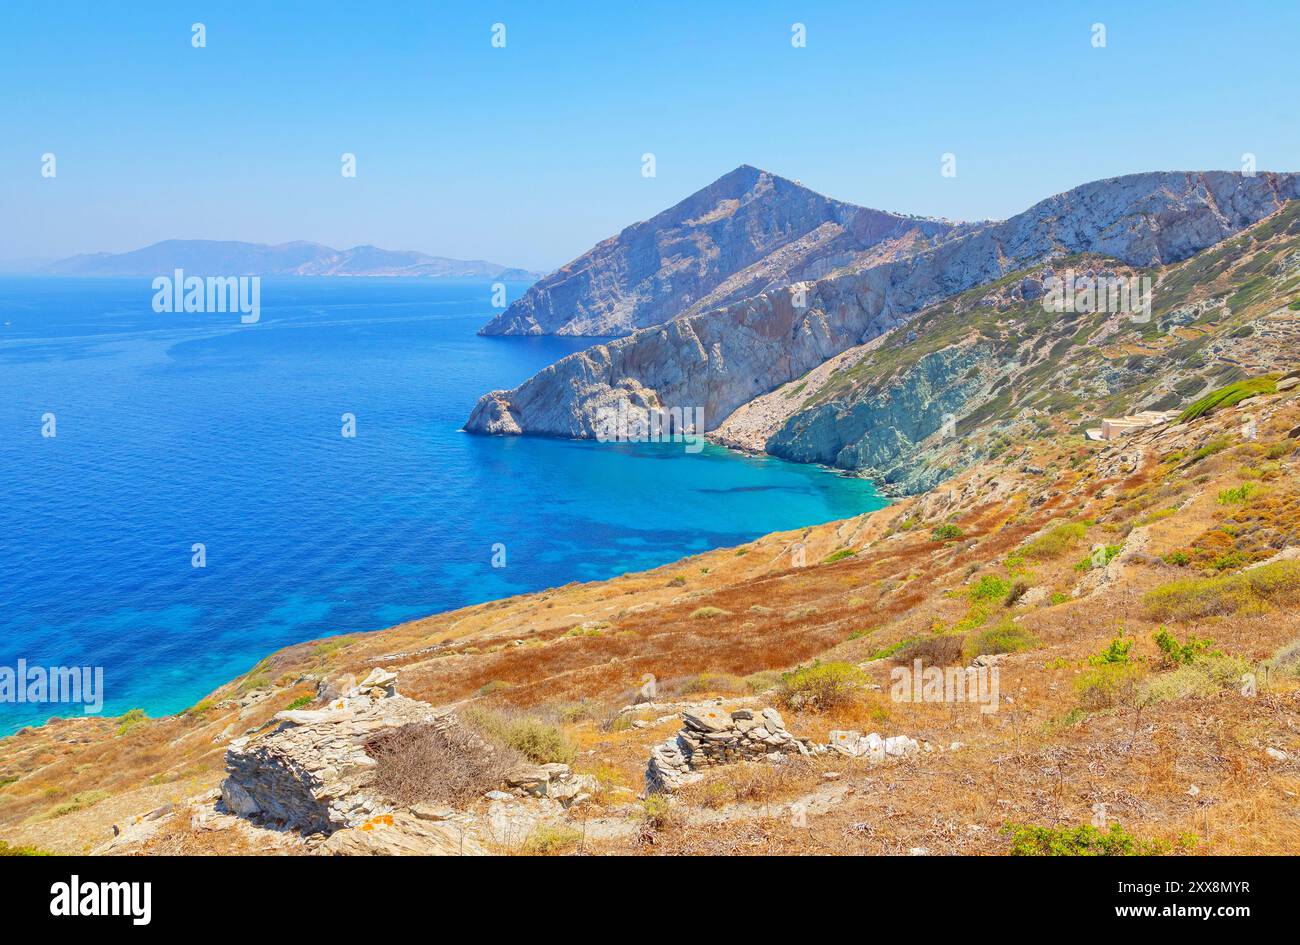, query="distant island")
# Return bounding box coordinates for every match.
[27,239,542,281]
